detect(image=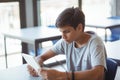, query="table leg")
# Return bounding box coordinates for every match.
[4,36,8,68]
[34,41,40,56]
[22,42,28,64]
[105,29,107,42]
